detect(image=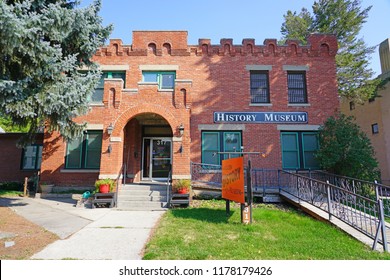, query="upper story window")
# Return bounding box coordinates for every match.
[142,71,175,89]
[65,130,102,169]
[287,71,307,104]
[21,145,42,170]
[250,71,270,104]
[92,71,126,103]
